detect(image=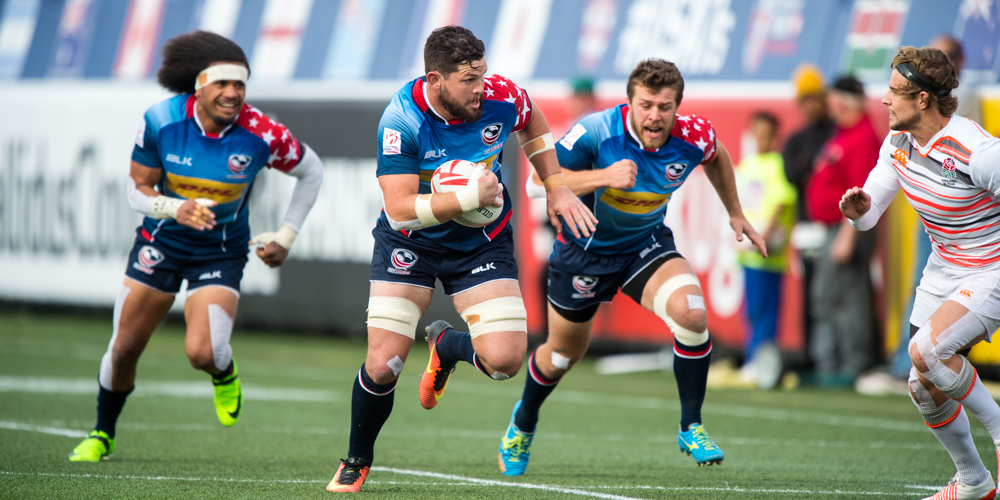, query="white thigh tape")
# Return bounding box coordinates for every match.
[367,296,422,338]
[460,296,527,338]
